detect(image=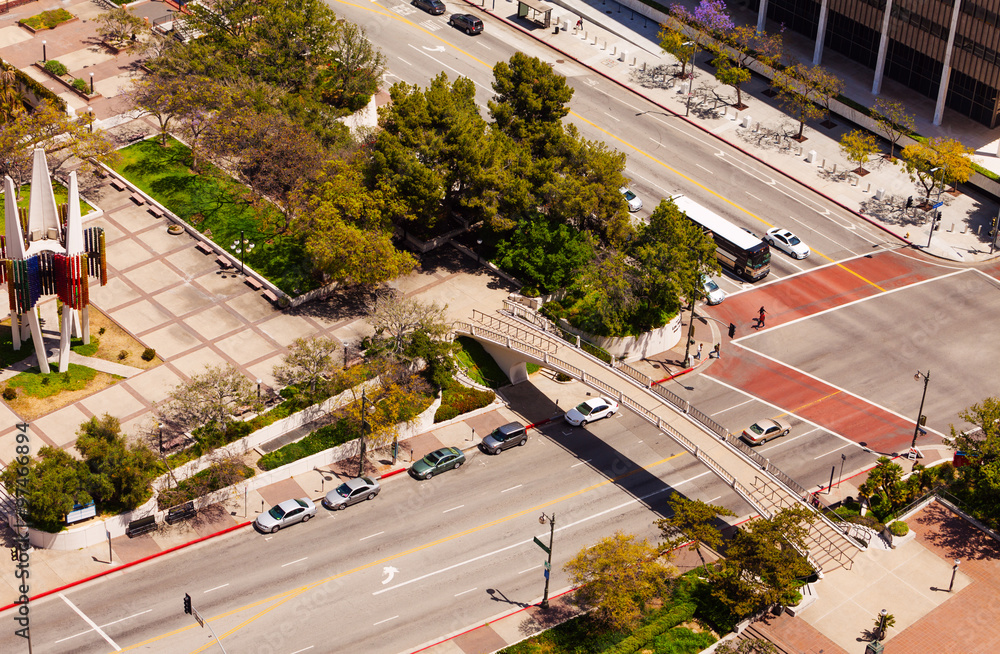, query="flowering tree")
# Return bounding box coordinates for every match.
[663,0,734,78]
